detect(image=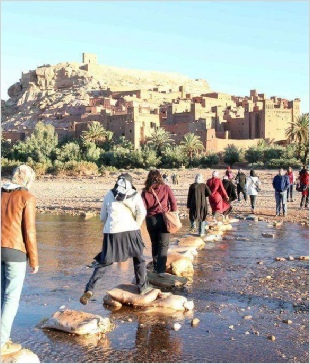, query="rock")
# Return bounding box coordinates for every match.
[172,323,181,331]
[275,257,286,261]
[262,233,275,238]
[243,315,252,320]
[268,335,276,341]
[288,256,294,261]
[299,256,309,261]
[266,276,272,280]
[282,319,292,324]
[191,318,200,327]
[1,348,40,363]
